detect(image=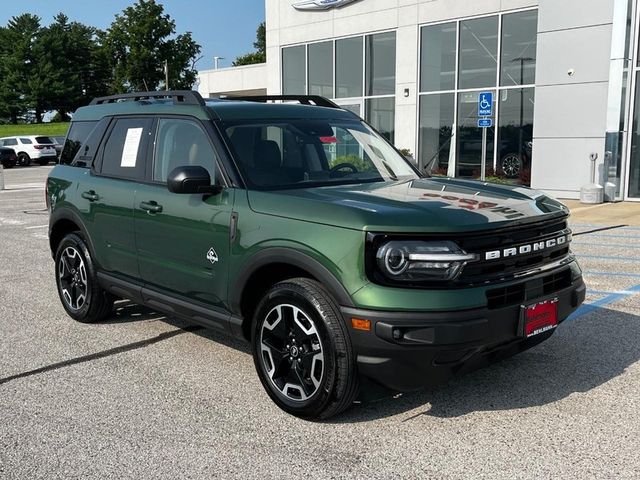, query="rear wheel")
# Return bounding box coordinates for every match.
[37,159,49,166]
[54,233,114,323]
[17,152,30,167]
[252,278,358,419]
